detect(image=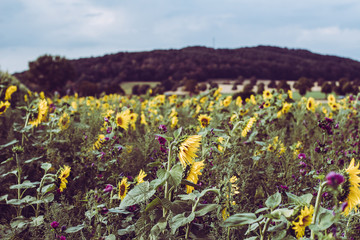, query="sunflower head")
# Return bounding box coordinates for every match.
[58,112,70,130]
[339,159,360,216]
[115,110,131,130]
[263,90,272,100]
[118,177,130,200]
[0,101,11,115]
[178,135,202,167]
[185,160,205,193]
[59,165,71,179]
[292,205,314,239]
[306,97,316,112]
[136,169,147,185]
[5,85,17,100]
[198,114,211,128]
